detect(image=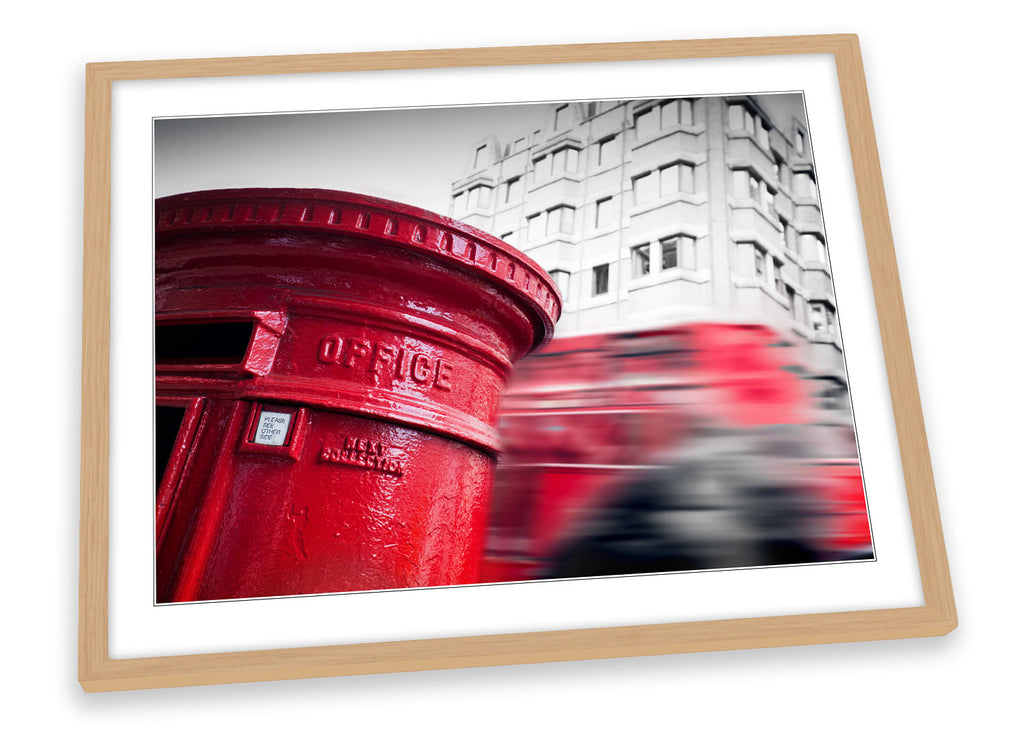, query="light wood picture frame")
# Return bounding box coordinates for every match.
[80,34,956,692]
